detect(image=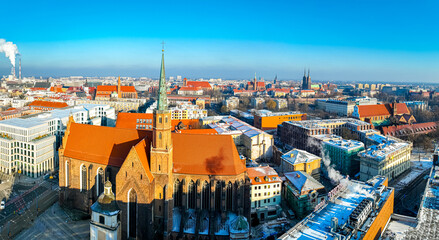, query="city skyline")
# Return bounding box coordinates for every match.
[1,0,439,82]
